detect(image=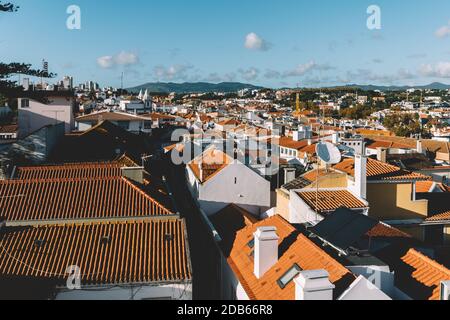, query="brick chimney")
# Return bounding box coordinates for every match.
[254,227,279,279]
